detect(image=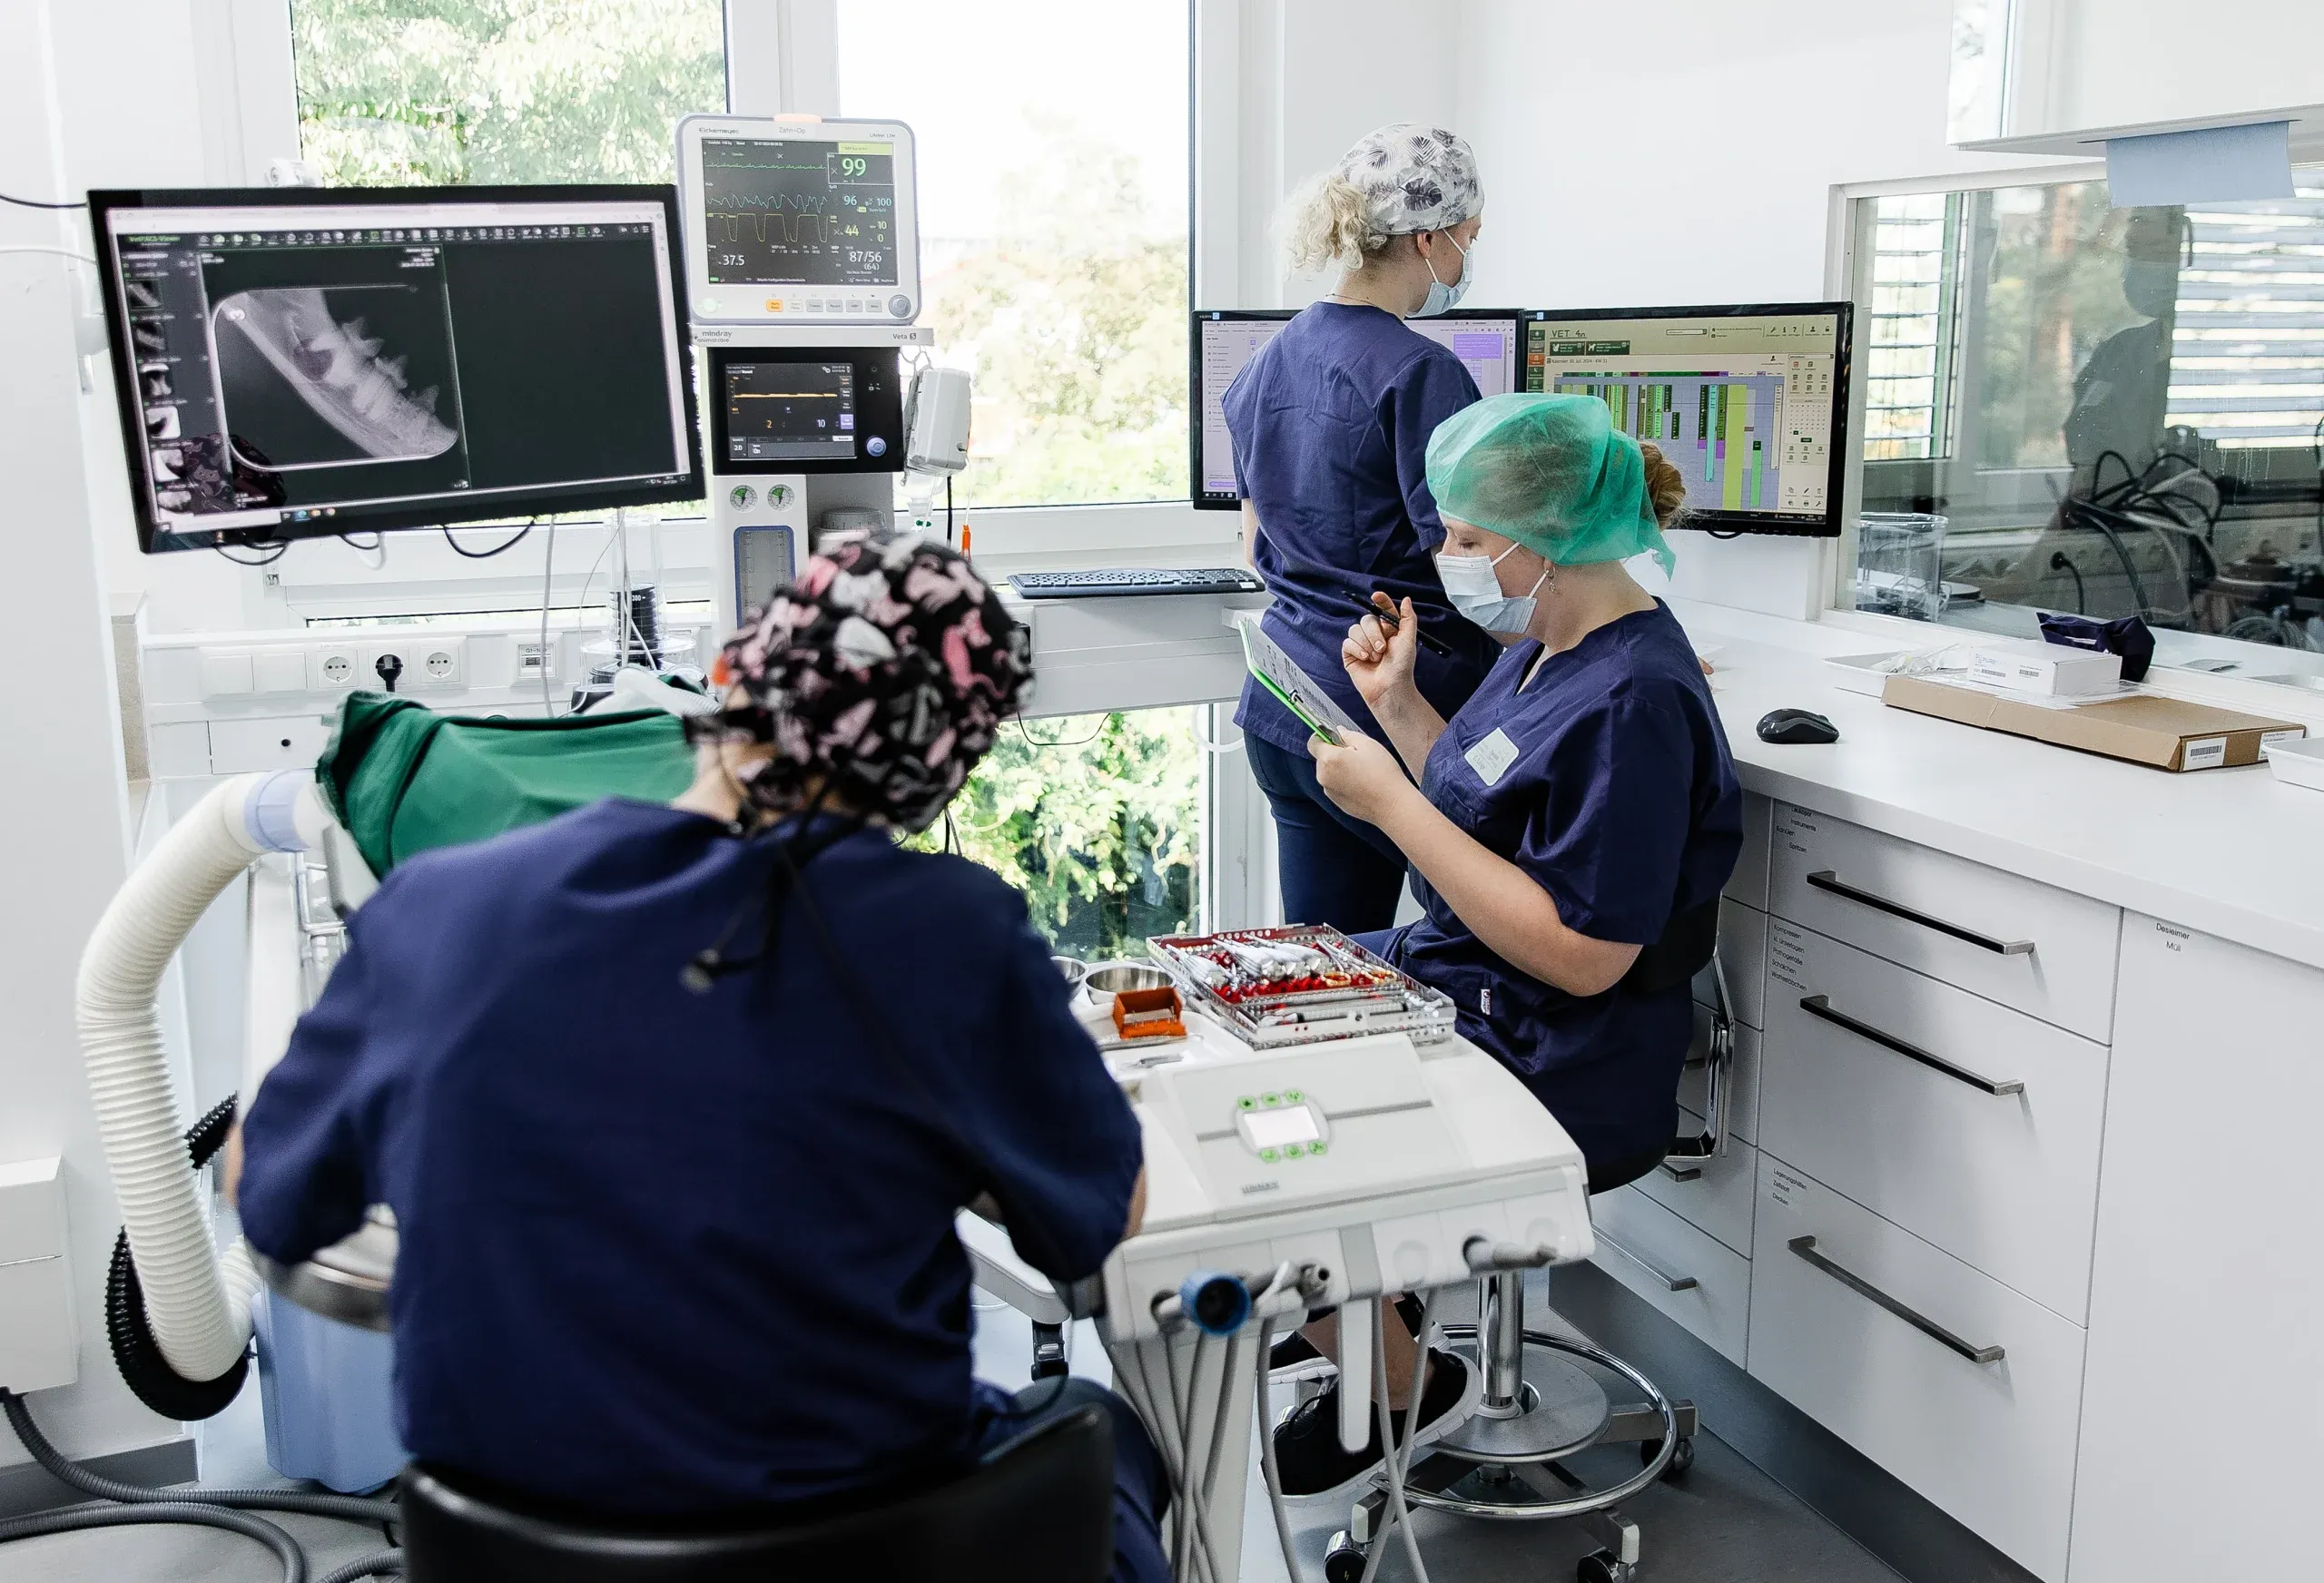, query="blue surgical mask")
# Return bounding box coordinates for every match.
[1413,231,1473,318]
[1435,539,1548,634]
